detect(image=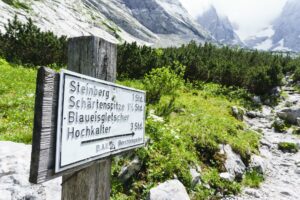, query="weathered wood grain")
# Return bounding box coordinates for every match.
[62,36,117,200]
[29,67,60,184]
[29,36,117,199]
